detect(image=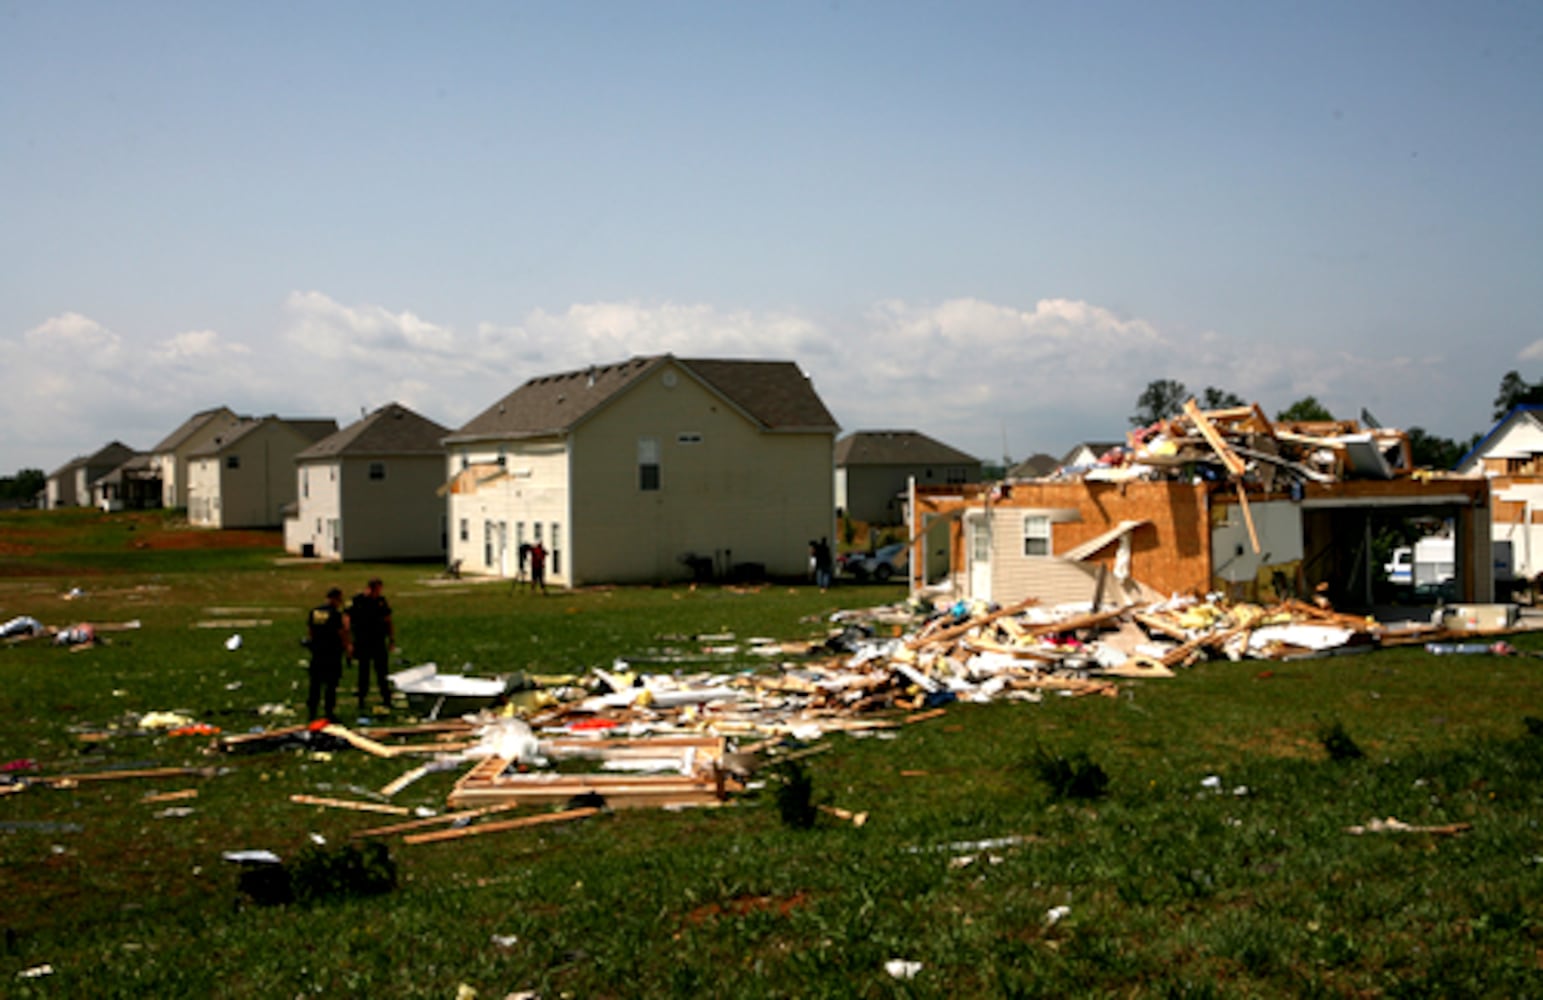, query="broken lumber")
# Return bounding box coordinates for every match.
[905,596,1039,651]
[1182,398,1248,477]
[403,806,601,845]
[289,793,411,816]
[320,723,401,758]
[351,802,527,839]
